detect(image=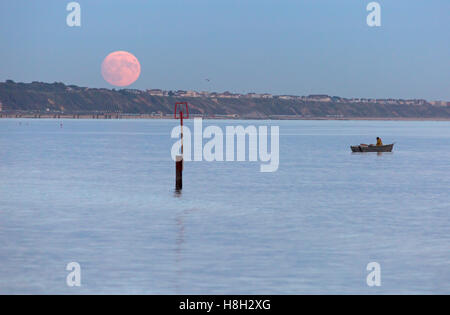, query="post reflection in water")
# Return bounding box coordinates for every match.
[174,206,200,293]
